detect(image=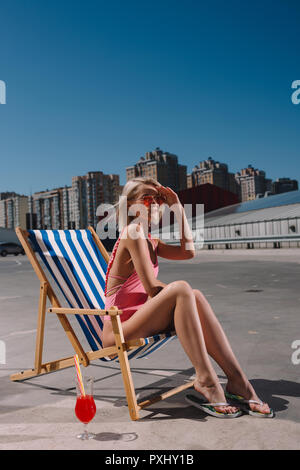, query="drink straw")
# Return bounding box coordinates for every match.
[74,354,85,396]
[74,355,85,396]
